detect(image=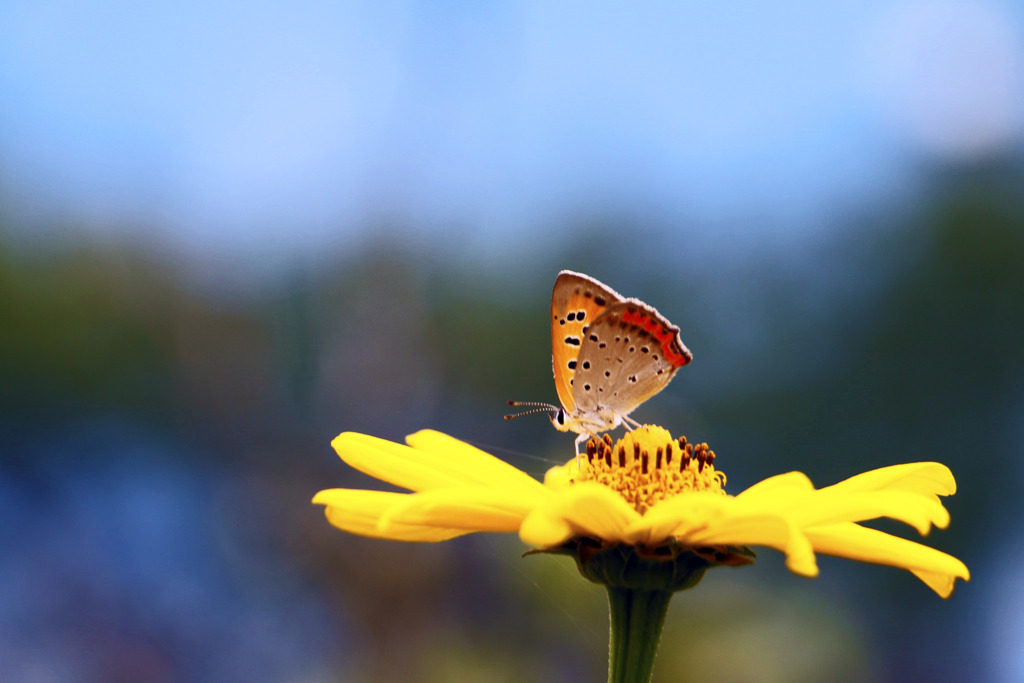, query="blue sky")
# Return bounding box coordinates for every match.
[1,0,1021,268]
